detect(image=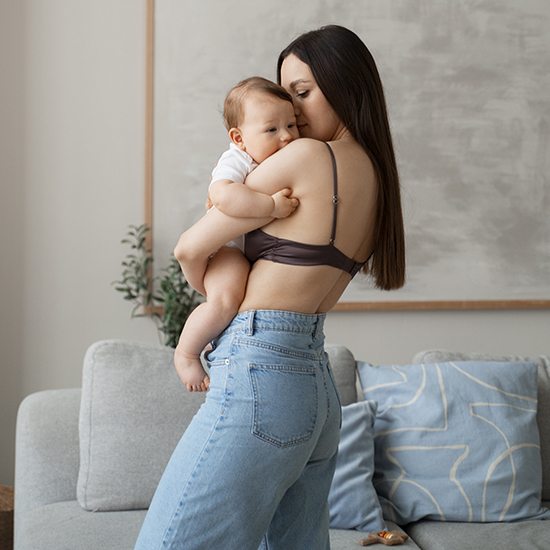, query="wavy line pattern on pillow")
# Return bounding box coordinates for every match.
[357,360,550,525]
